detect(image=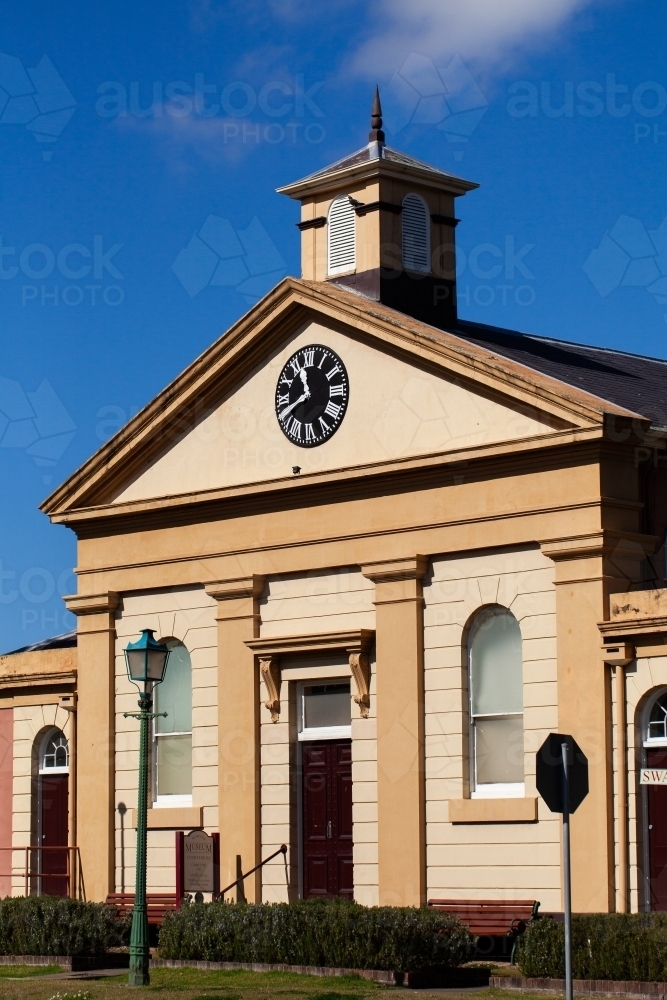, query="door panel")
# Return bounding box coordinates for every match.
[40,774,68,897]
[303,739,353,899]
[648,749,667,909]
